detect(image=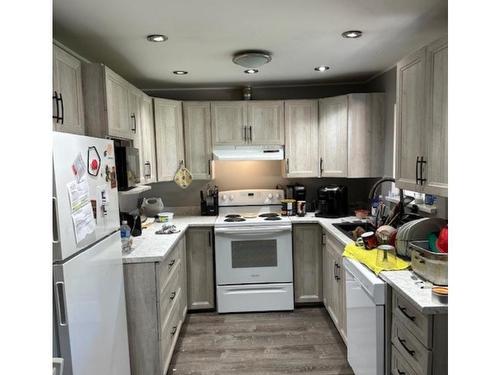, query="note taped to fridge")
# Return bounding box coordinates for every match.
[67,176,96,243]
